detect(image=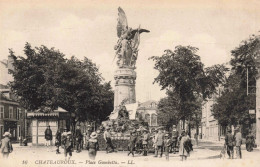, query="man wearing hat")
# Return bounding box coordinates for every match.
[171,125,179,154]
[225,128,234,159]
[64,131,73,160]
[128,129,137,157]
[103,126,115,153]
[86,132,99,160]
[135,129,142,154]
[246,129,255,152]
[61,128,68,147]
[154,128,164,157]
[55,129,62,154]
[152,129,158,154]
[164,133,172,161]
[0,132,13,159]
[75,125,83,153]
[234,127,242,159]
[142,129,149,156]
